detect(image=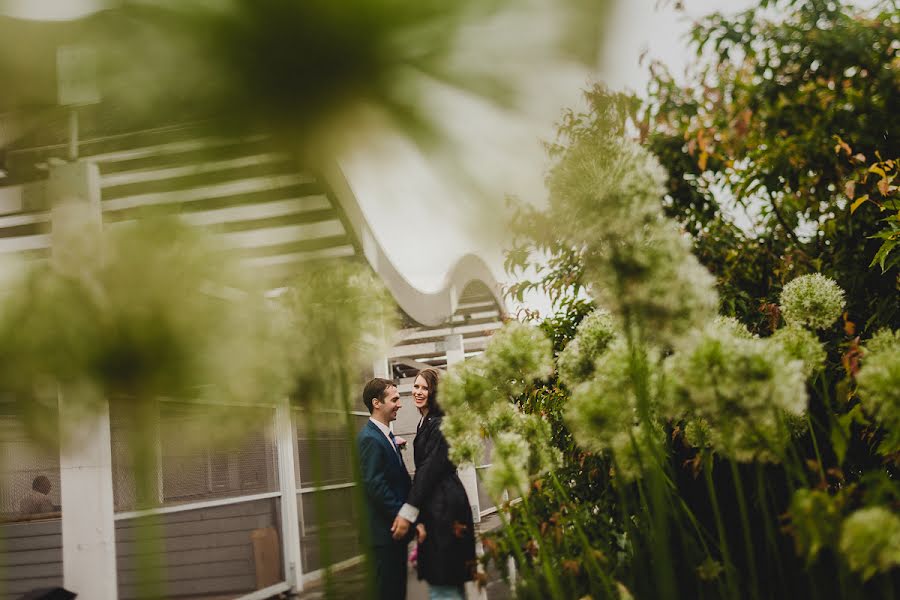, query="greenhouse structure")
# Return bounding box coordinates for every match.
[0,122,505,599]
